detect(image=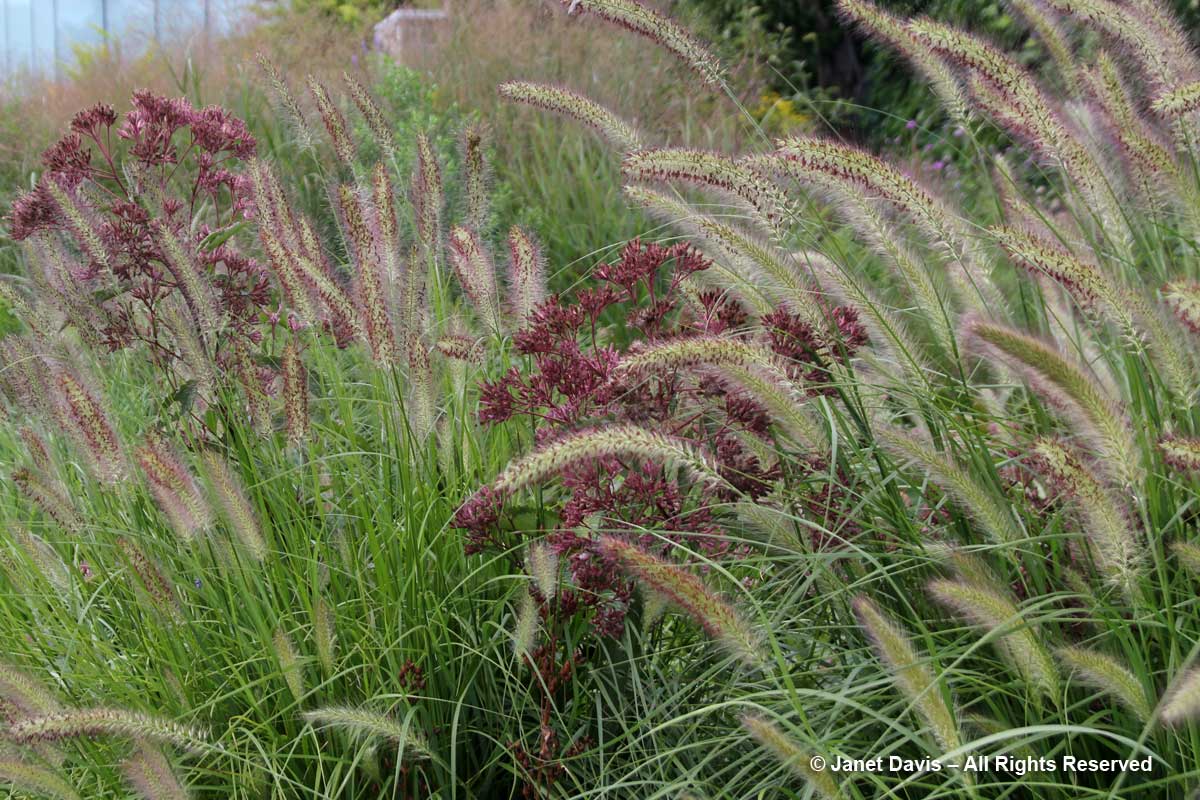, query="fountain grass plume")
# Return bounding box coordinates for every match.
[134,435,211,541]
[487,425,729,498]
[12,467,85,537]
[559,0,723,87]
[963,318,1142,486]
[198,451,266,562]
[344,70,395,158]
[740,713,842,798]
[1161,666,1200,725]
[616,336,826,449]
[1161,437,1200,473]
[0,759,80,800]
[853,596,962,754]
[1028,438,1142,598]
[600,536,762,666]
[282,338,310,448]
[499,82,642,152]
[338,183,395,363]
[122,742,189,800]
[1162,281,1200,334]
[928,578,1060,698]
[623,148,789,232]
[1056,646,1152,721]
[507,227,546,325]
[878,427,1024,547]
[302,706,431,758]
[837,0,967,121]
[448,226,502,331]
[306,76,355,168]
[6,708,208,754]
